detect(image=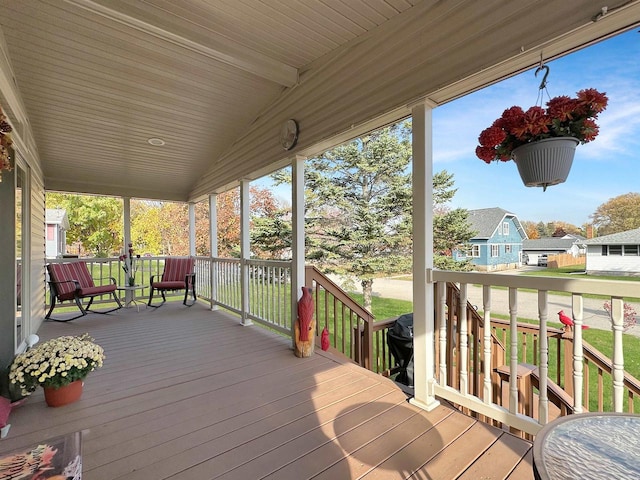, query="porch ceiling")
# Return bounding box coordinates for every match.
[0,1,639,202]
